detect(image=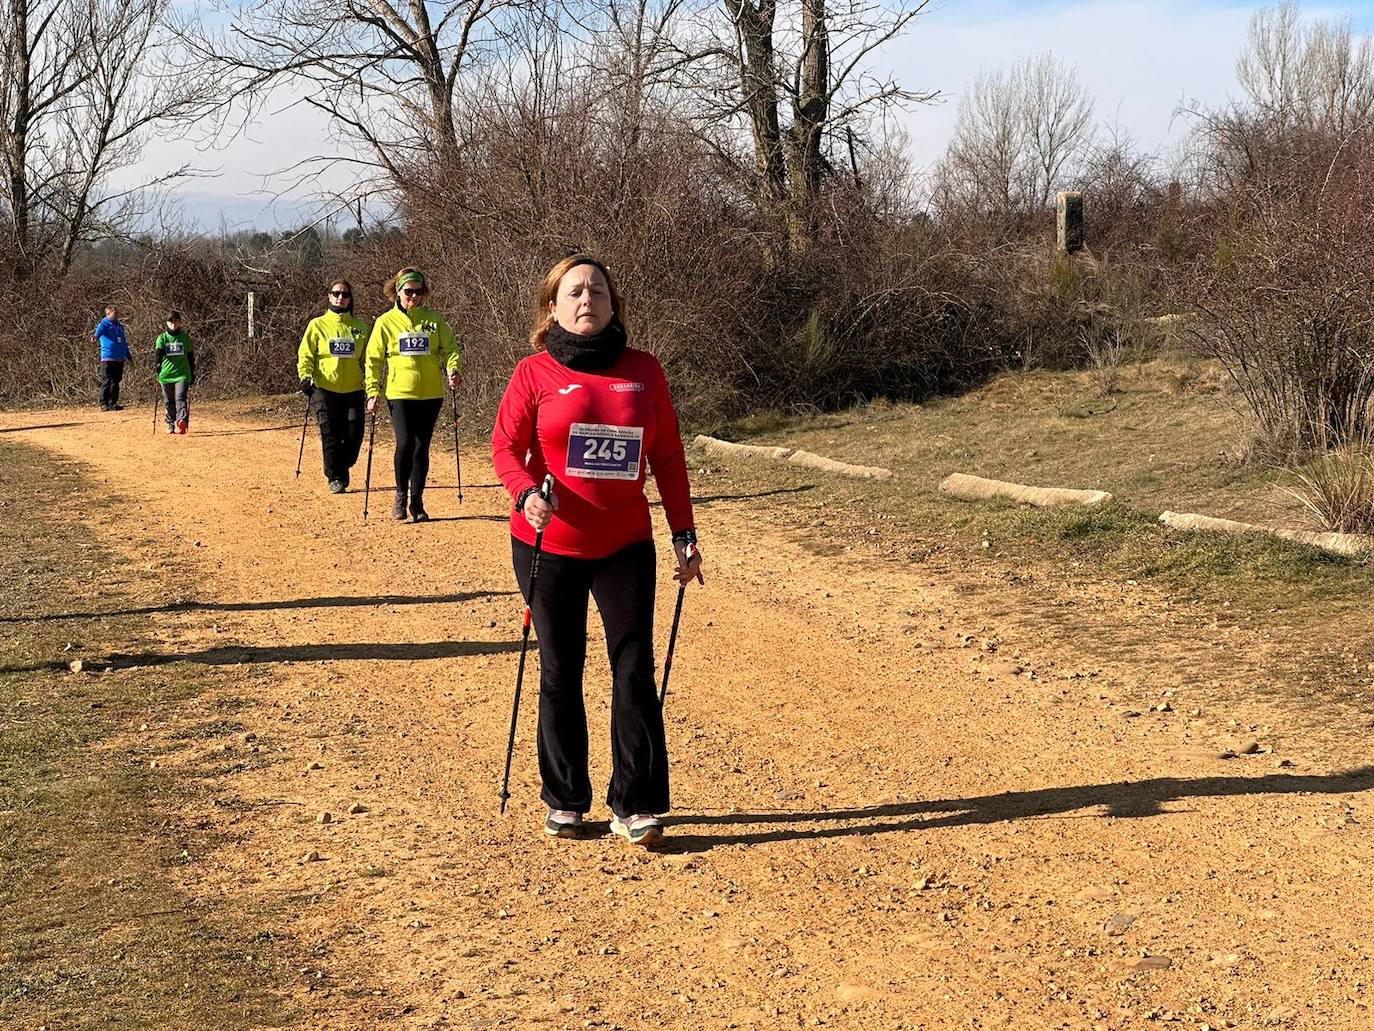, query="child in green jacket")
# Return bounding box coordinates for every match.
[155,311,195,434]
